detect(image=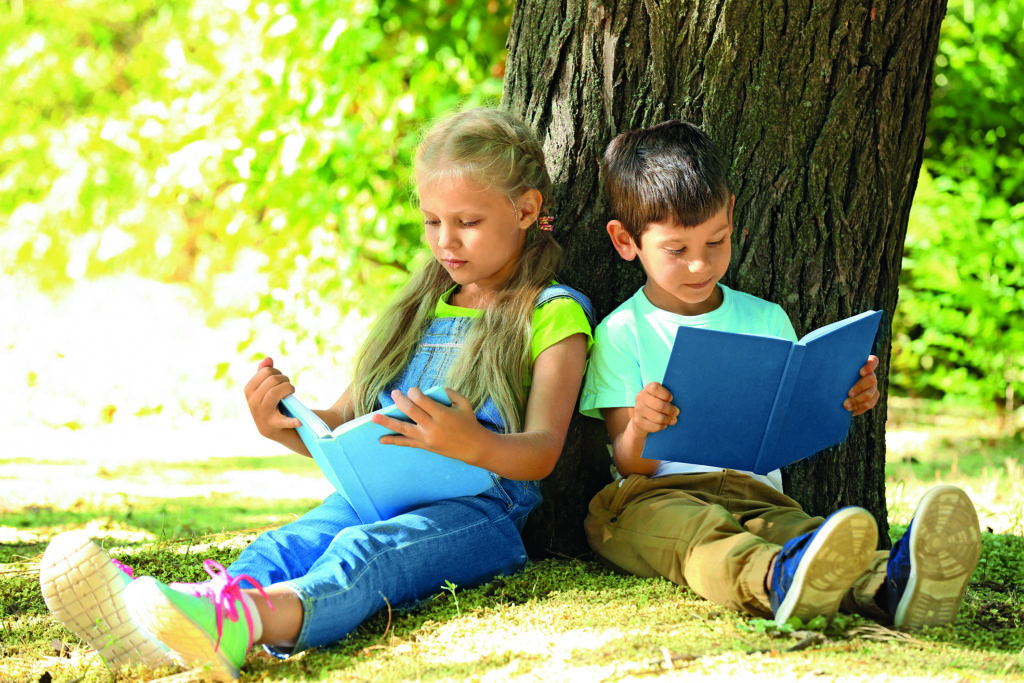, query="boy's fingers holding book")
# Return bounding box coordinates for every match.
[635,409,677,432]
[845,372,879,416]
[631,384,679,435]
[637,383,678,416]
[860,354,880,375]
[641,381,673,402]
